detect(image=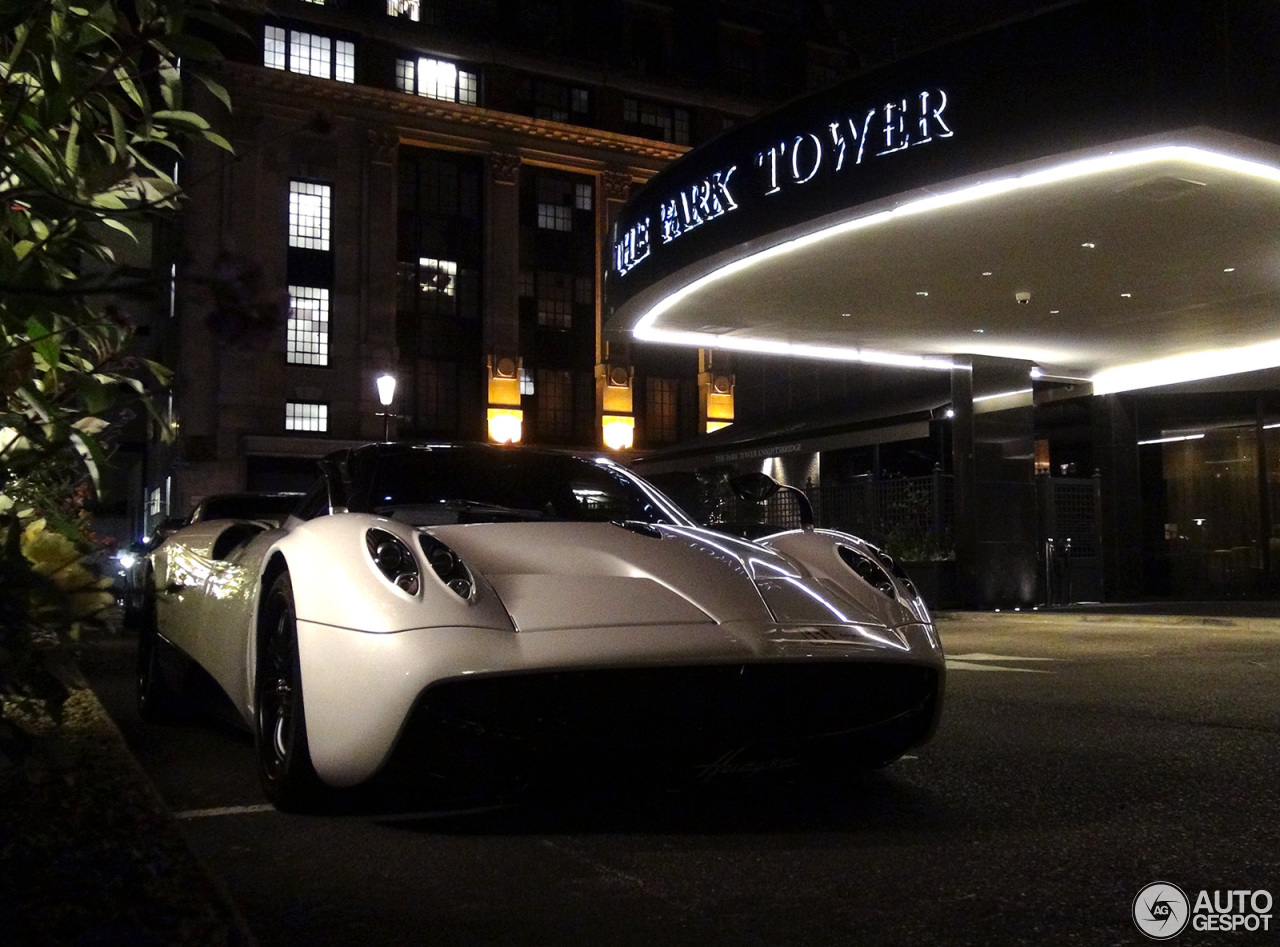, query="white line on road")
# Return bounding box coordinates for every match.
[946,652,1060,673]
[173,804,277,819]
